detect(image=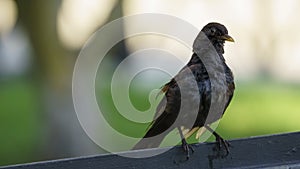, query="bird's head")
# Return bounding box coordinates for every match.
[200,22,234,54]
